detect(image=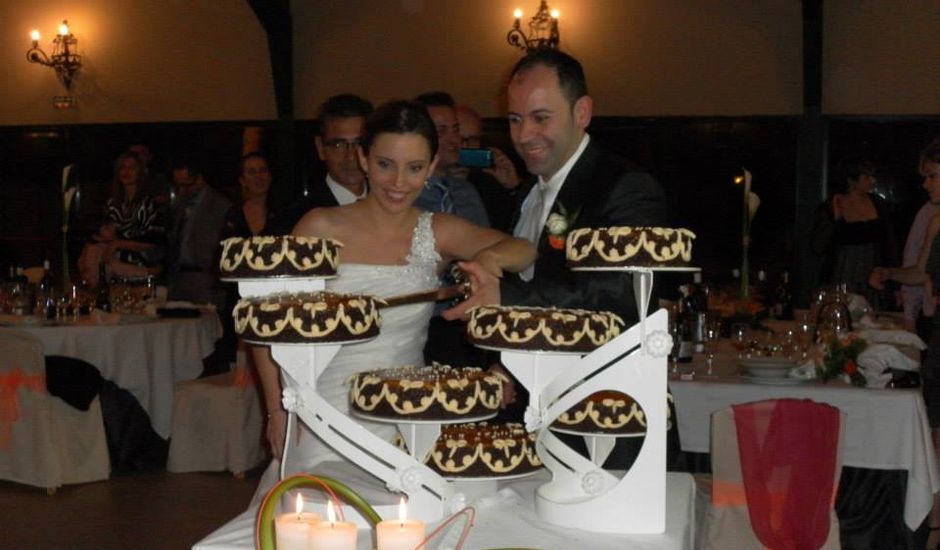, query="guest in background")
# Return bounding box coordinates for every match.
[455,104,523,233]
[224,152,289,238]
[83,151,166,283]
[901,142,940,333]
[307,94,374,208]
[413,91,490,227]
[869,141,940,544]
[812,156,897,310]
[127,141,172,208]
